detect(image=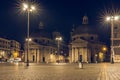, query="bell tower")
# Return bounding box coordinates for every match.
[39,21,44,29]
[82,15,88,24]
